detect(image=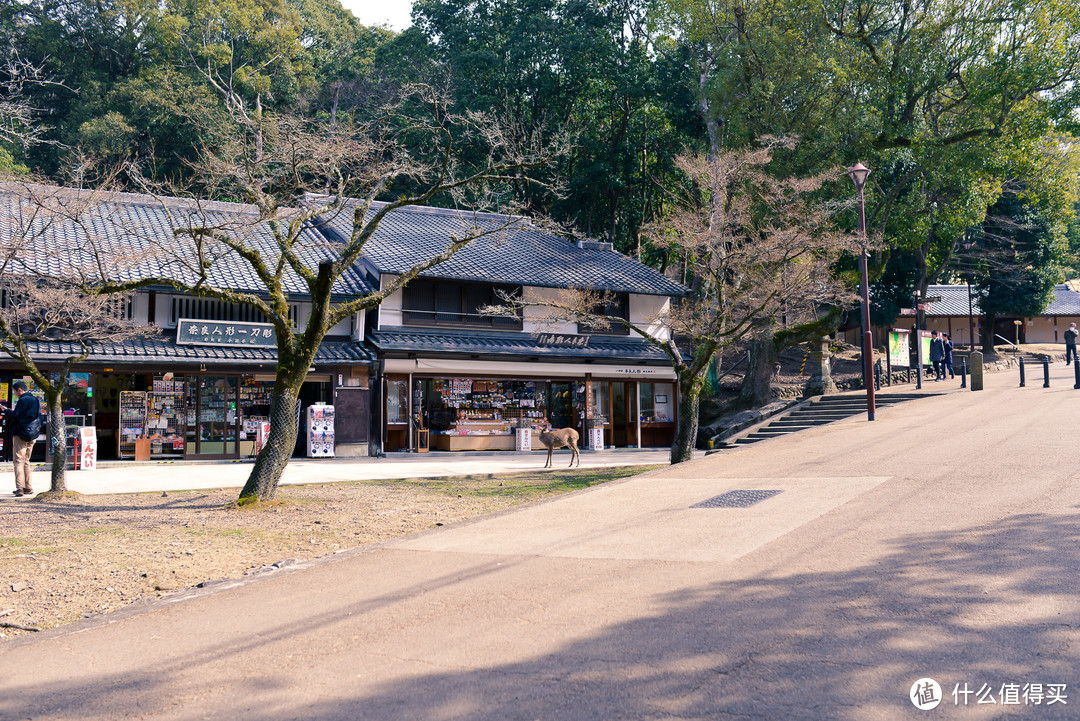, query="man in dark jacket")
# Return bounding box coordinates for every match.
[1065,323,1078,366]
[929,331,946,381]
[4,381,40,496]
